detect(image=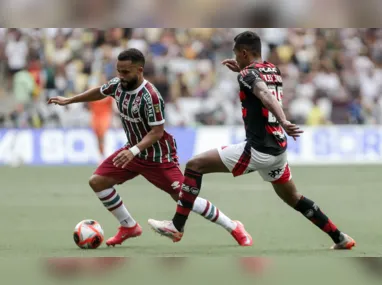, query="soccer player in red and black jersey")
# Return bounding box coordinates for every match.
[48,48,252,247]
[149,32,355,250]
